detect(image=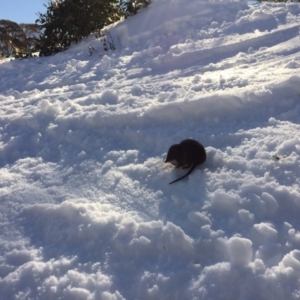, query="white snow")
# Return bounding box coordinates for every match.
[1,0,300,298]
